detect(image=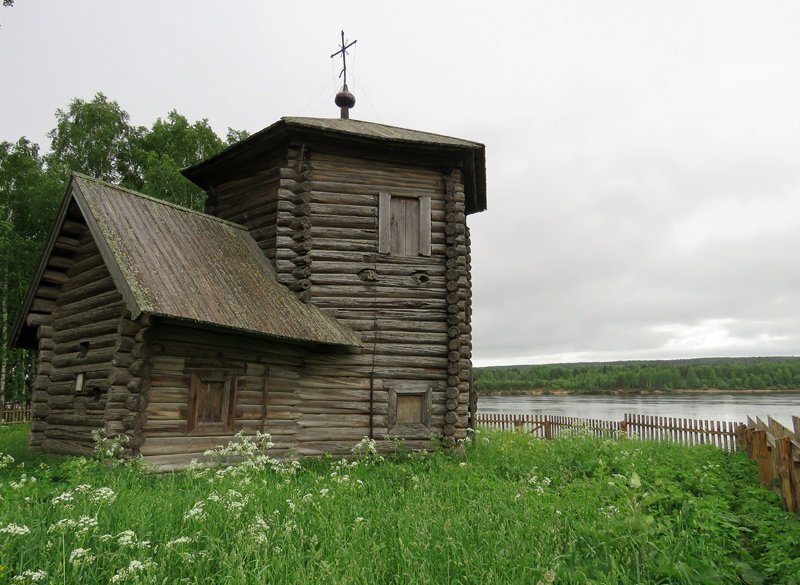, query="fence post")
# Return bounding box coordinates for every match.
[620,419,627,439]
[753,430,773,486]
[544,420,552,440]
[776,437,796,514]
